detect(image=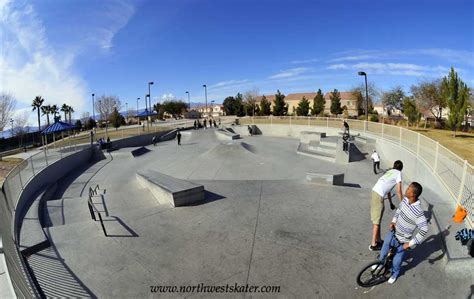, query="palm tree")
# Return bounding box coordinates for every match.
[50,104,59,122]
[32,96,44,131]
[61,104,69,123]
[41,105,51,126]
[68,106,74,124]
